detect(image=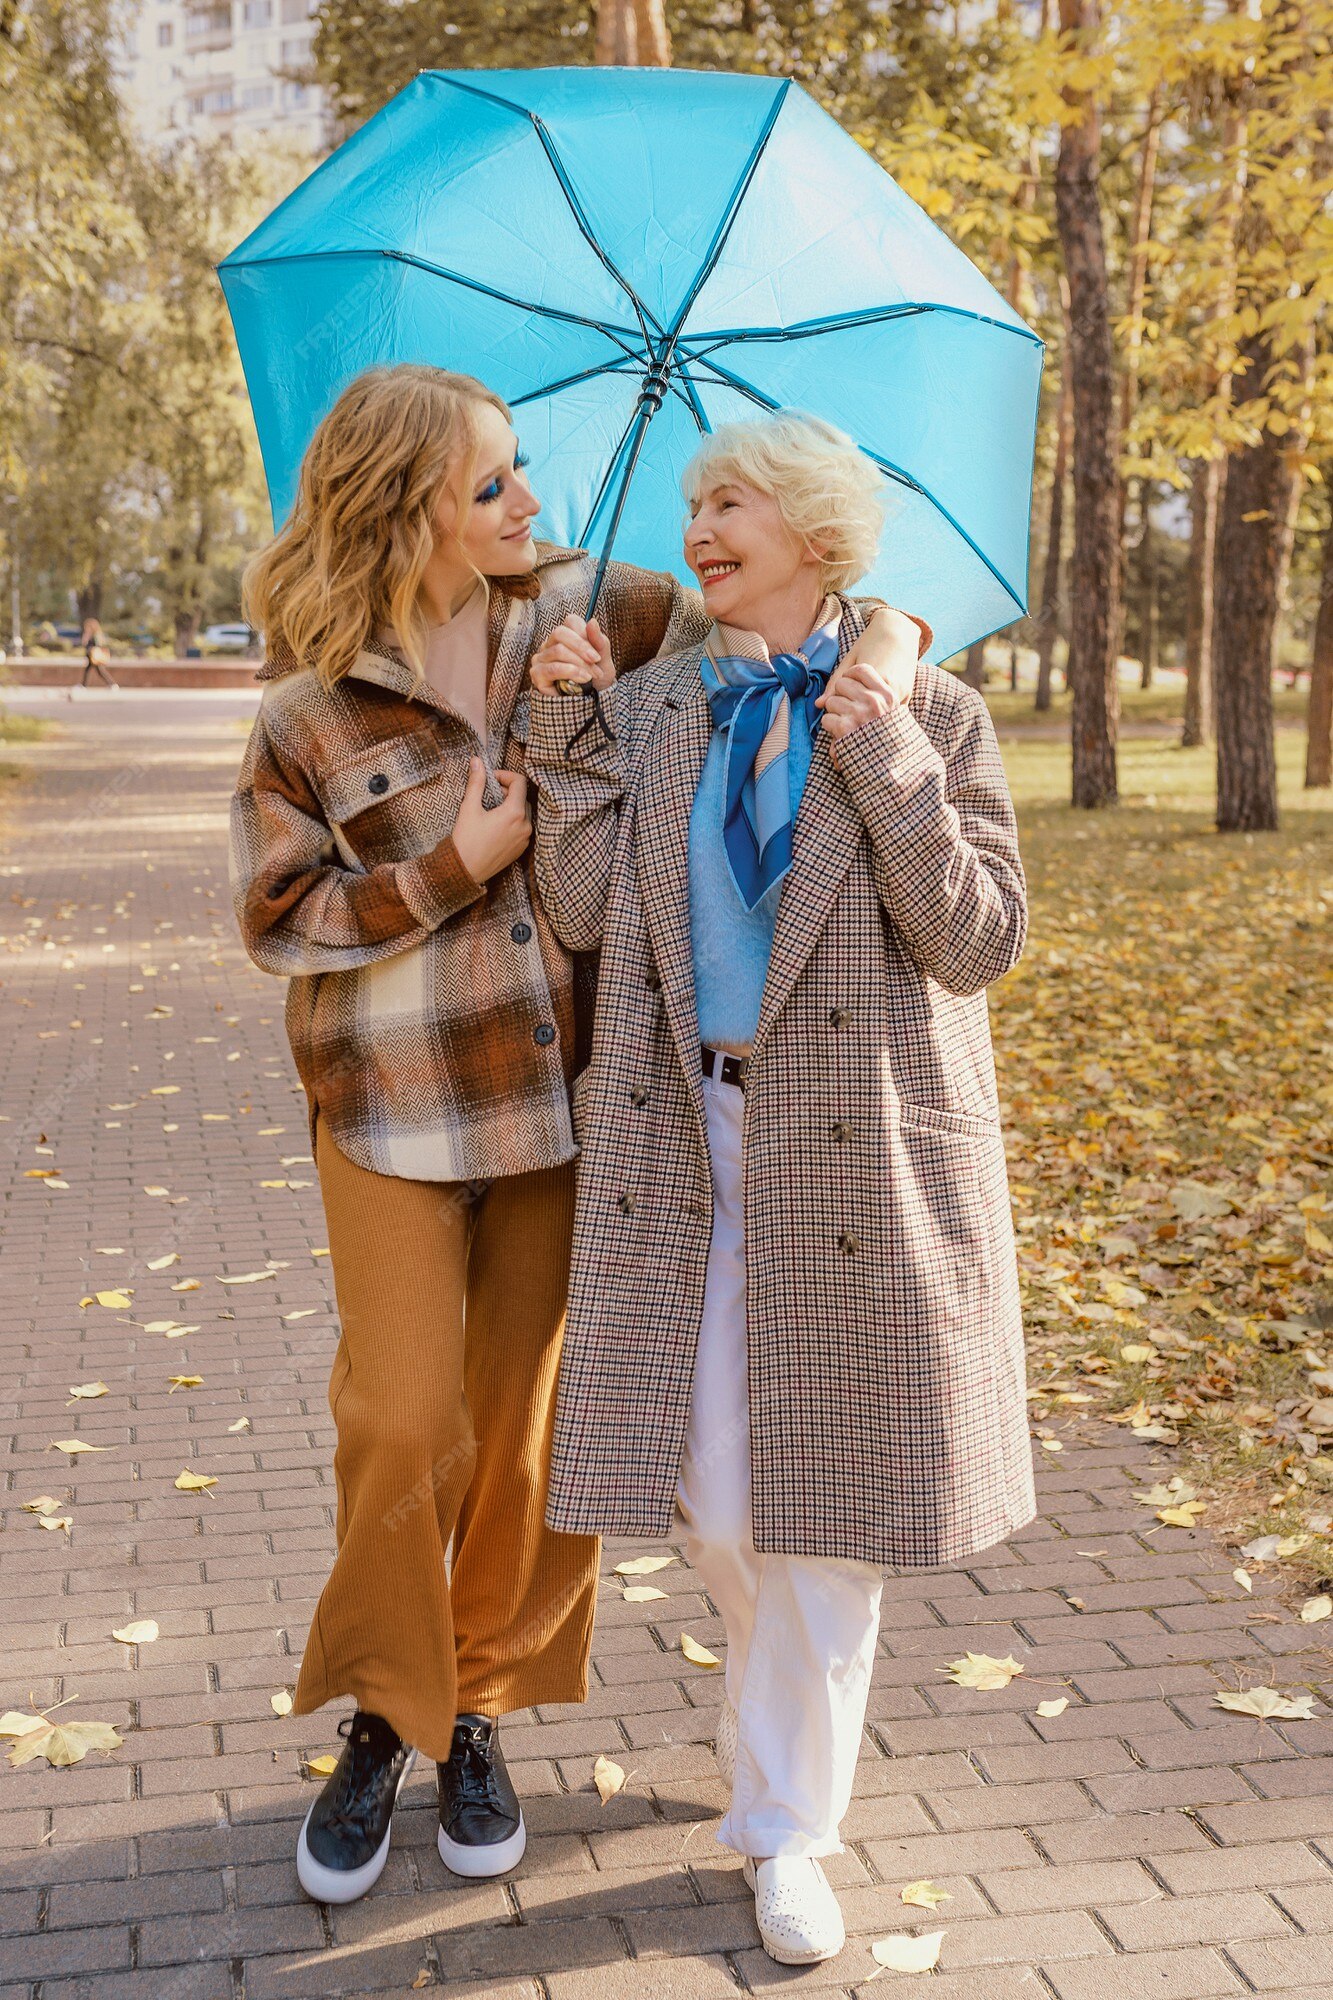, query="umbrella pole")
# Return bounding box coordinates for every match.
[565,363,671,750]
